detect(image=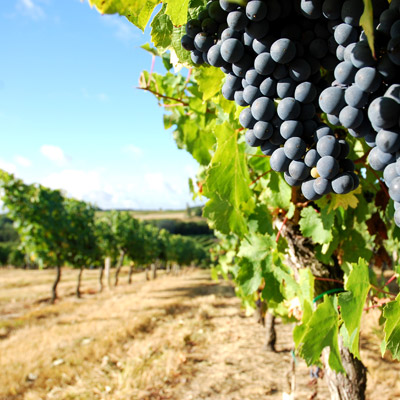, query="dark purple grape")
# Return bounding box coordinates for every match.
[317,155,340,179]
[331,172,354,194]
[270,148,291,172]
[246,1,268,21]
[254,121,274,140]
